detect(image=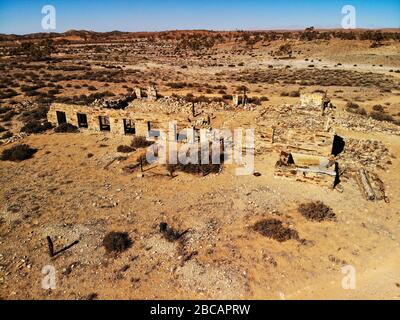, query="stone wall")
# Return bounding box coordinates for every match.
[300,93,324,110]
[274,129,334,156]
[47,103,189,137]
